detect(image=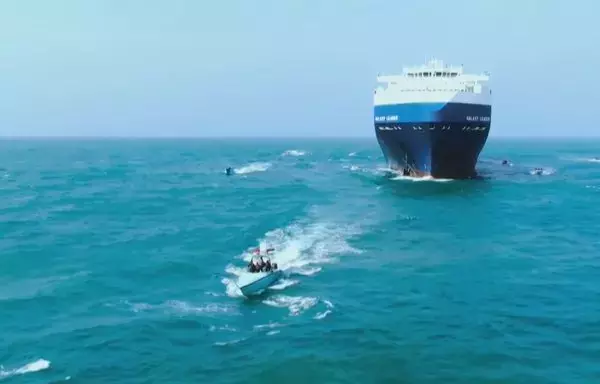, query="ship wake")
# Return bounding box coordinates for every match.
[222,211,363,298]
[234,162,271,175]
